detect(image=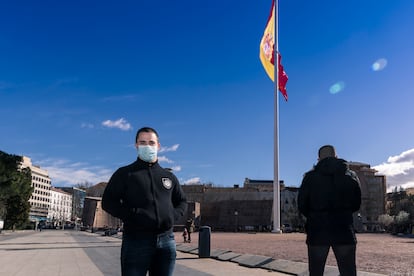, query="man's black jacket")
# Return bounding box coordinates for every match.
[298,157,361,245]
[102,158,187,234]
